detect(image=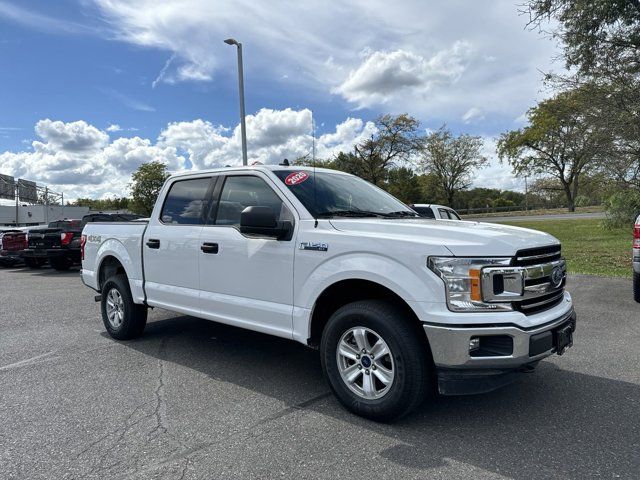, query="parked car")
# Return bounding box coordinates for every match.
[81,166,575,420]
[410,203,461,220]
[21,214,143,271]
[22,219,83,270]
[0,229,27,267]
[634,214,639,302]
